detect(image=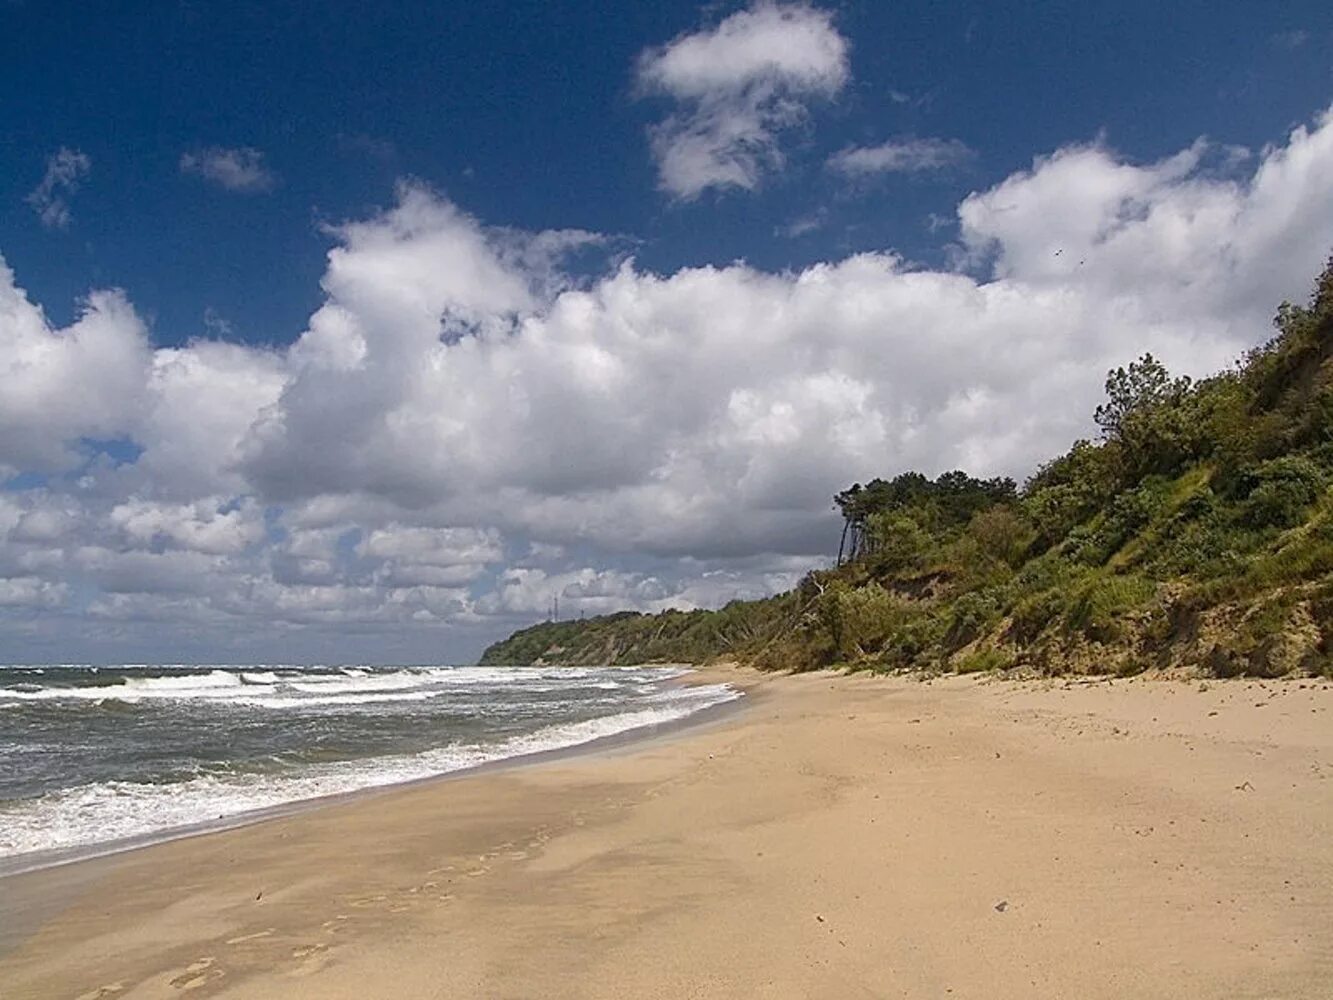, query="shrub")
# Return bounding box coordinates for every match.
[1023,439,1121,547]
[813,581,903,661]
[1116,658,1150,677]
[967,506,1036,567]
[1174,486,1217,522]
[1241,514,1333,589]
[1149,508,1249,578]
[869,609,944,669]
[865,513,932,574]
[1233,456,1326,529]
[953,647,1012,674]
[1014,551,1089,591]
[1009,589,1066,643]
[945,590,1003,648]
[1066,575,1157,642]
